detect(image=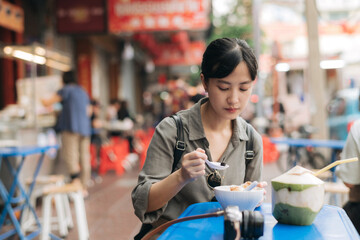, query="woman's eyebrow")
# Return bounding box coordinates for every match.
[217,79,230,84]
[217,79,252,85]
[240,80,252,85]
